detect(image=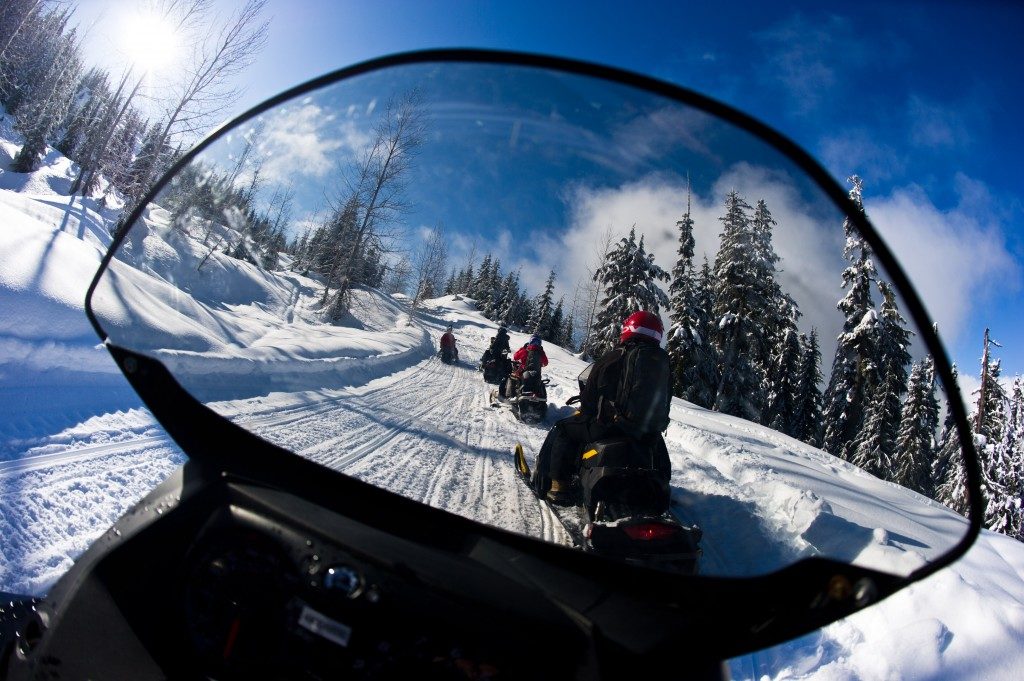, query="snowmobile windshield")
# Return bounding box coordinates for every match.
[85,53,979,581]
